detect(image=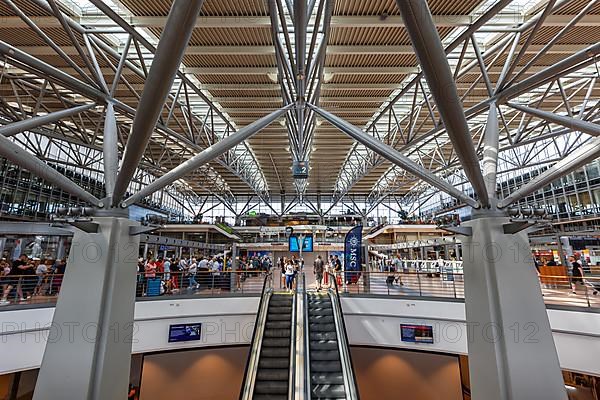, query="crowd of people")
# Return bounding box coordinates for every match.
[137,255,231,295]
[0,254,67,305]
[136,253,274,296]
